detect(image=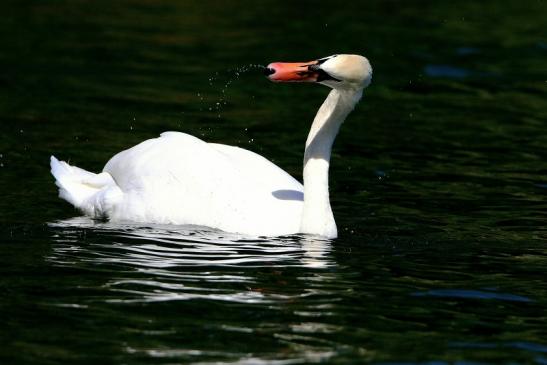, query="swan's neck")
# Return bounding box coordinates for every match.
[300,88,362,239]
